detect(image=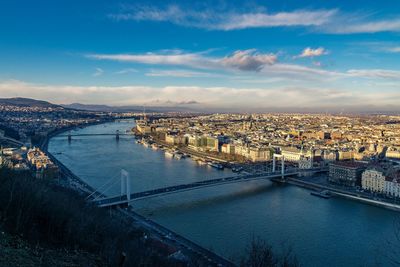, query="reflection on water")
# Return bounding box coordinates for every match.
[49,119,399,266]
